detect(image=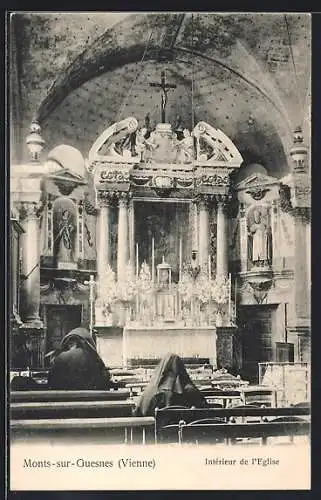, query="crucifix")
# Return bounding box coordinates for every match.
[84,274,96,335]
[150,70,177,123]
